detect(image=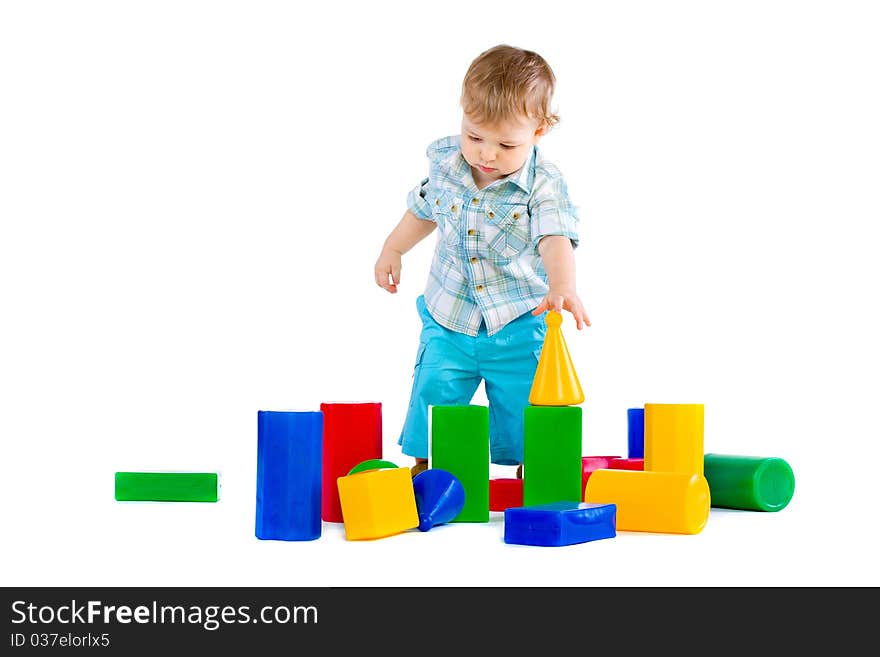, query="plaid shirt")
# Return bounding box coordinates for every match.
[407,135,579,336]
